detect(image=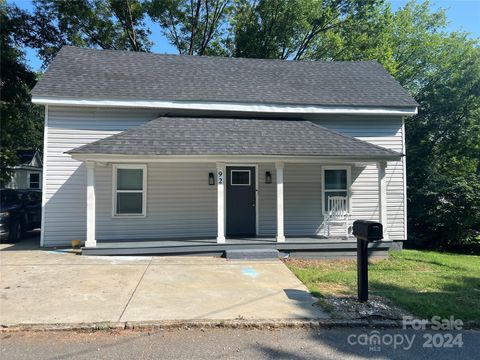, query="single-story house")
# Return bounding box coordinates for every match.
[4,150,43,190]
[31,46,418,256]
